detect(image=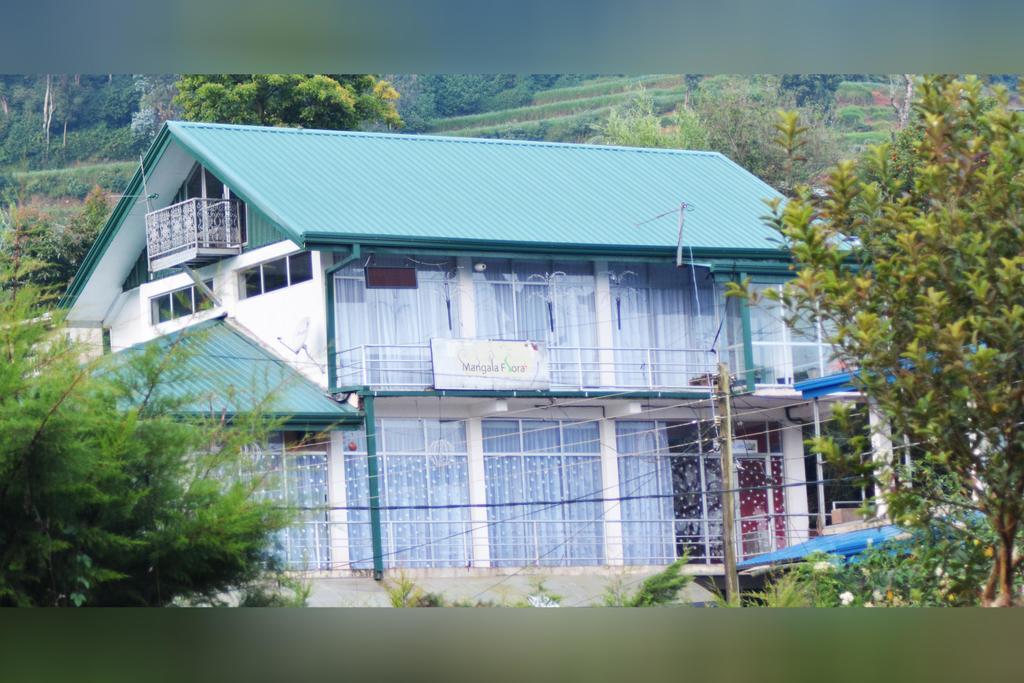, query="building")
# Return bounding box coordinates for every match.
[62,121,855,584]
